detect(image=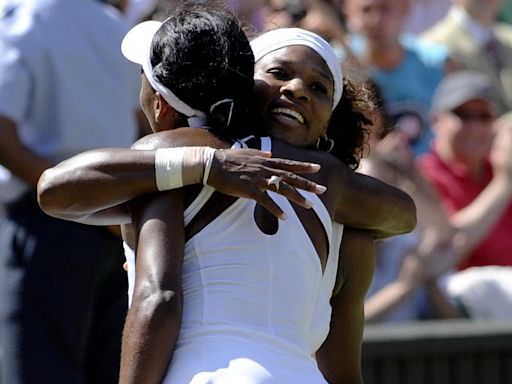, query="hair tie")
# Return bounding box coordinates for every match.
[210,99,234,128]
